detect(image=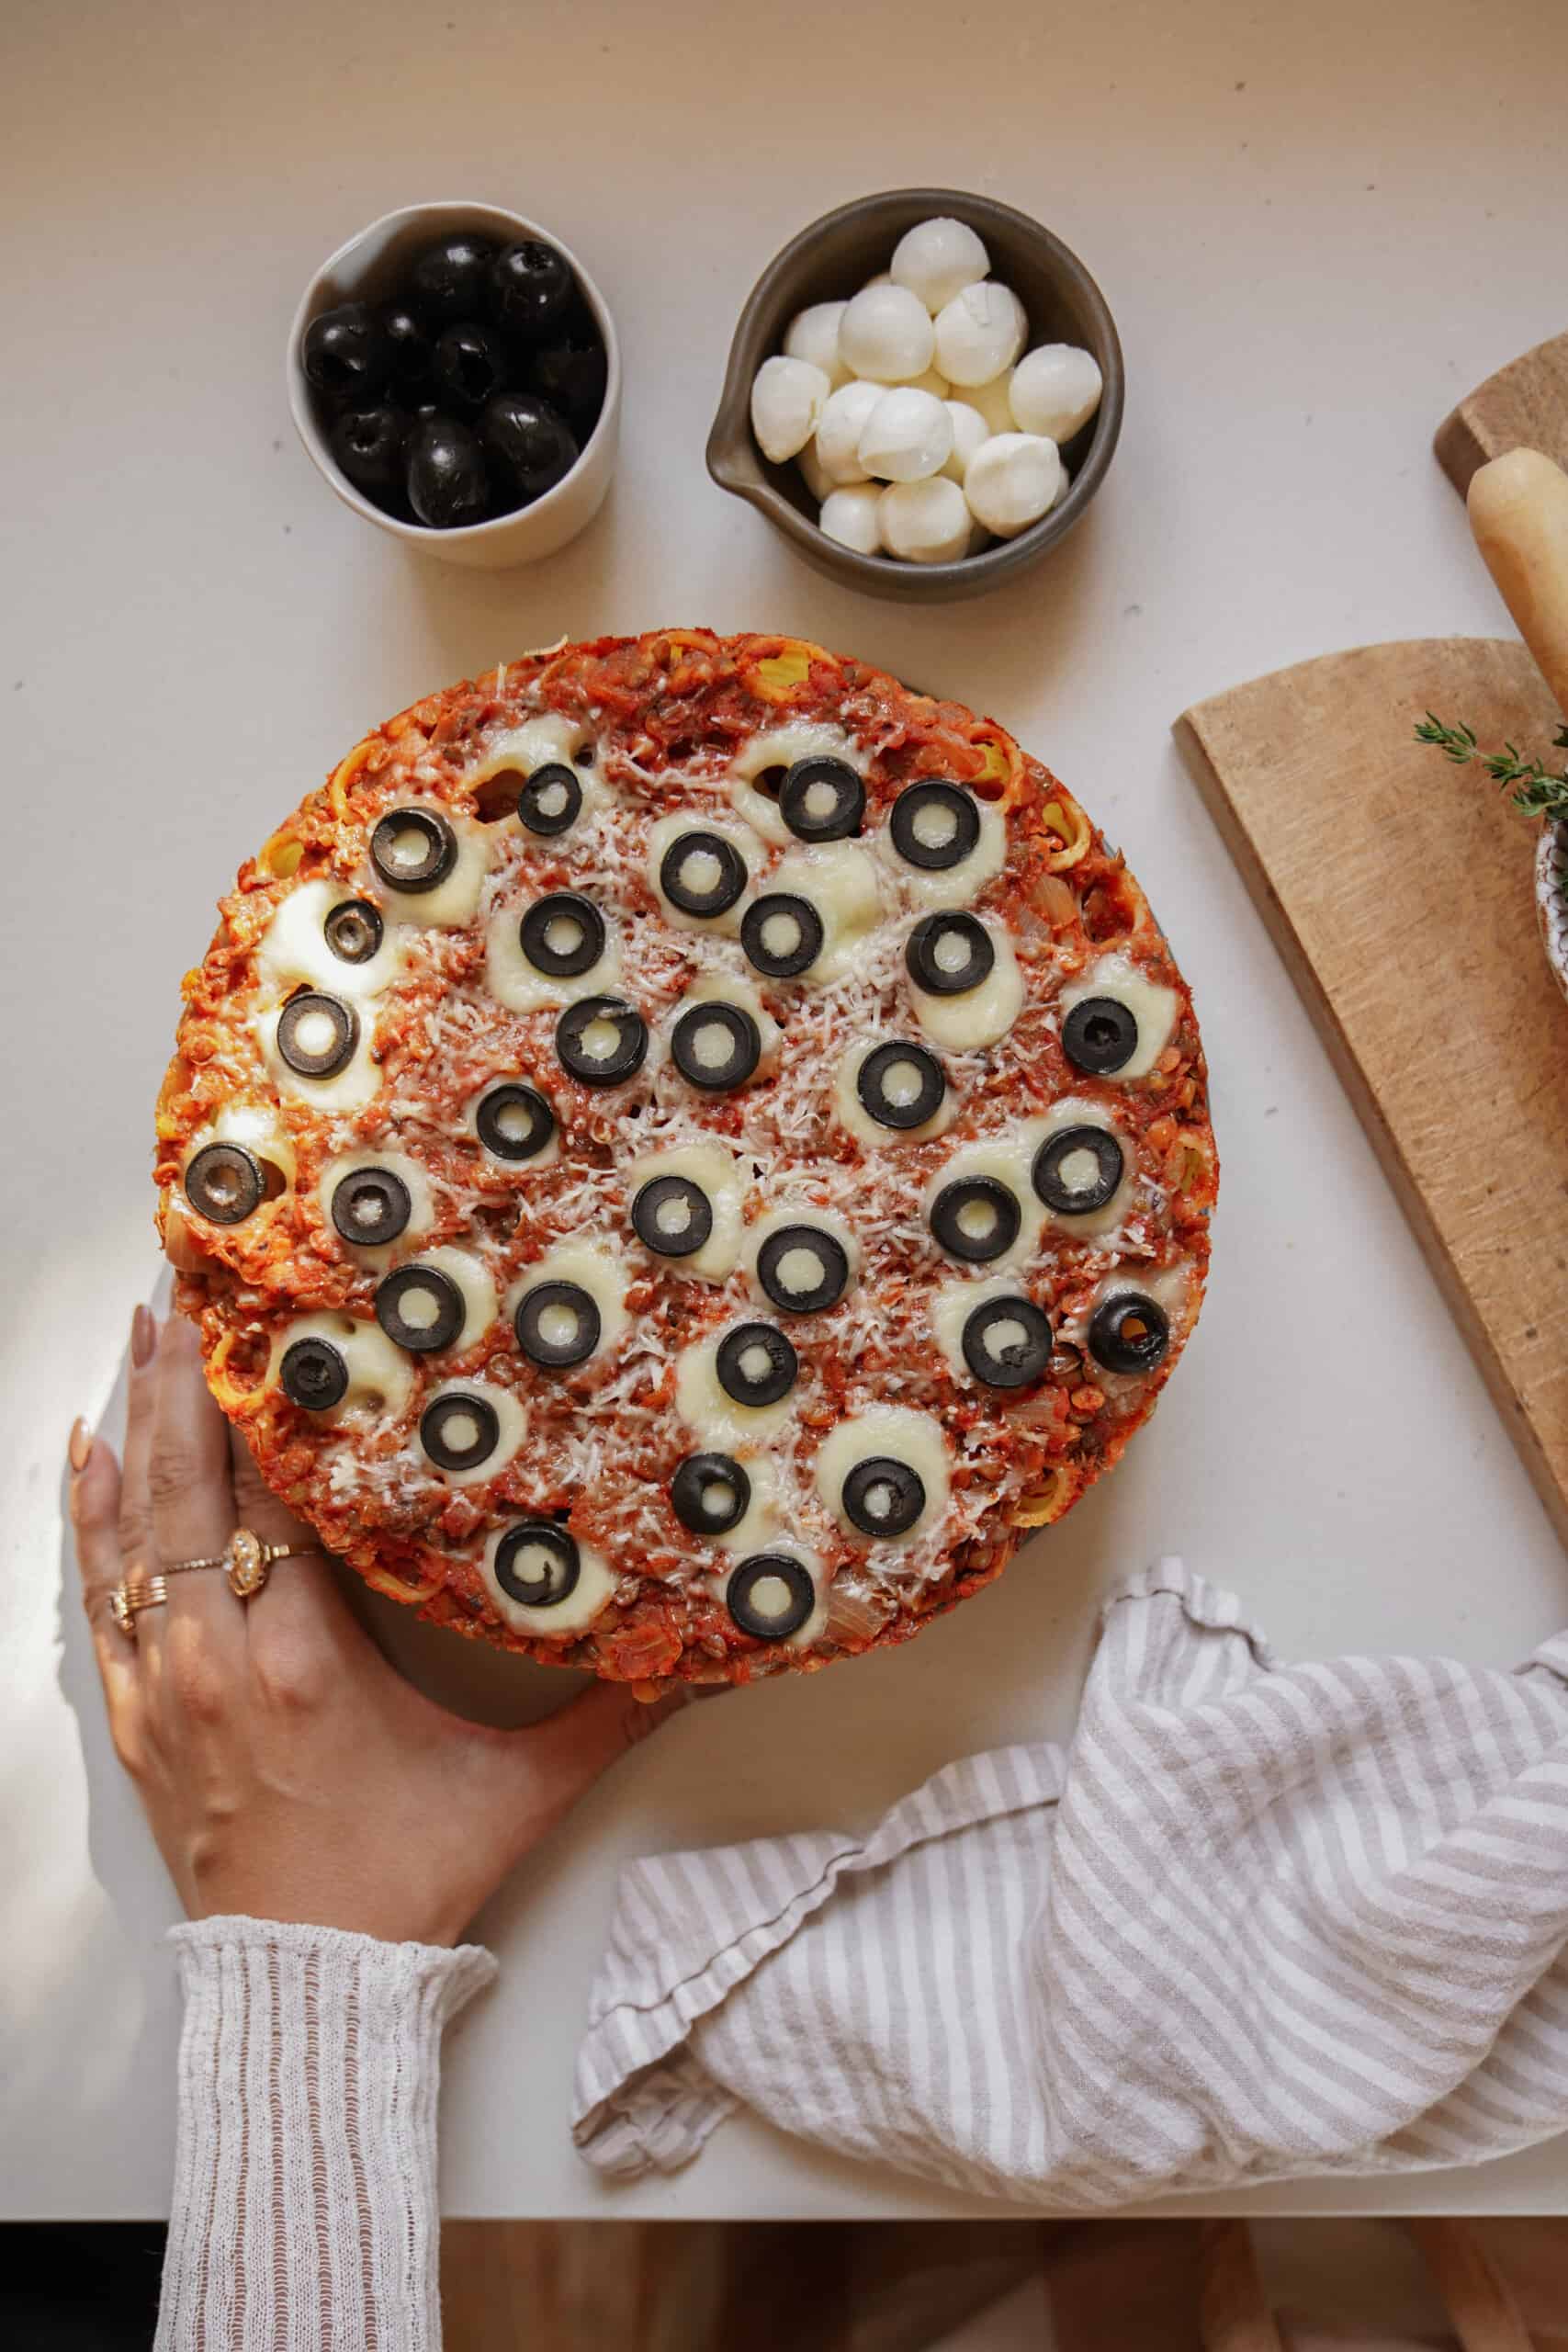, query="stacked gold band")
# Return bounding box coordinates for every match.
[108,1529,315,1641]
